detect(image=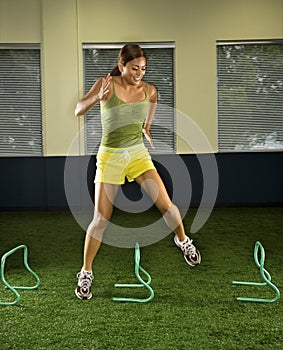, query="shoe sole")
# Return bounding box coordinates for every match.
[183,250,201,266]
[174,236,201,266]
[75,288,92,300]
